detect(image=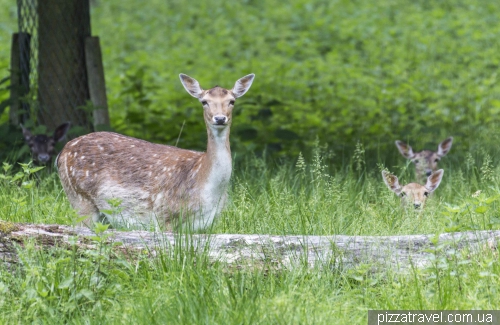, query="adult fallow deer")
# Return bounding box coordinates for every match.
[57,73,255,230]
